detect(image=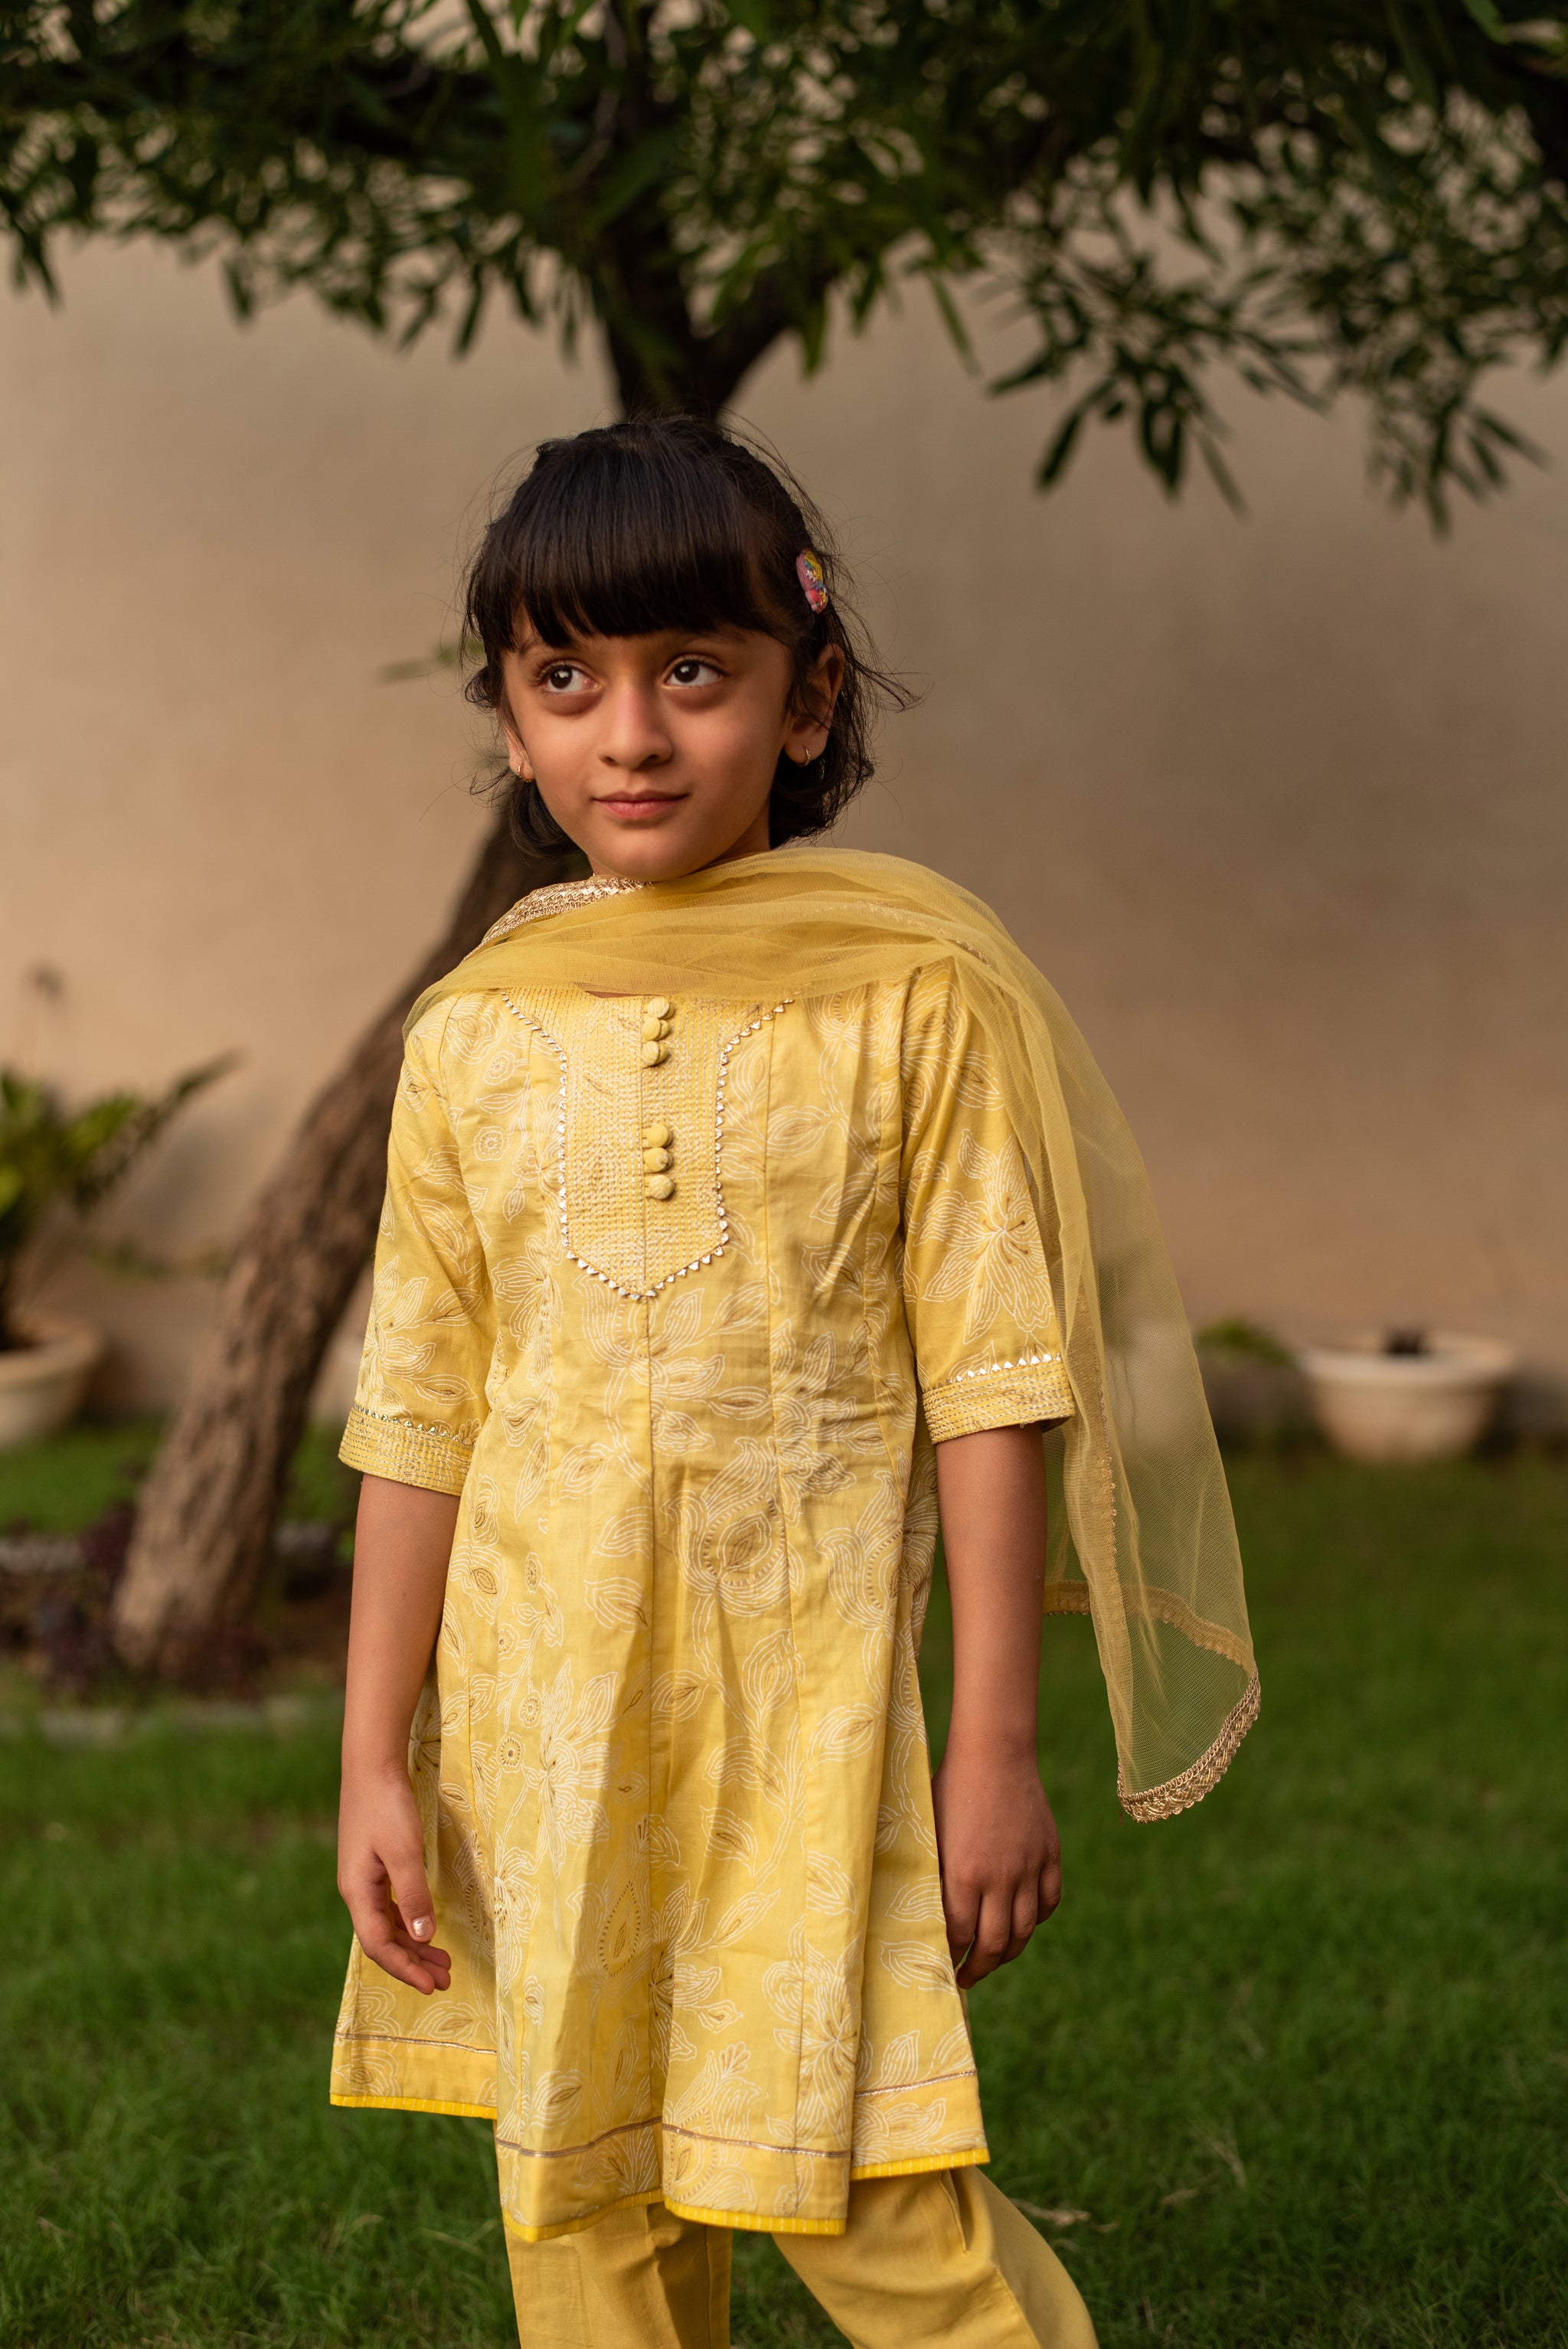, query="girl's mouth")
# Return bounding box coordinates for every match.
[596,792,684,821]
